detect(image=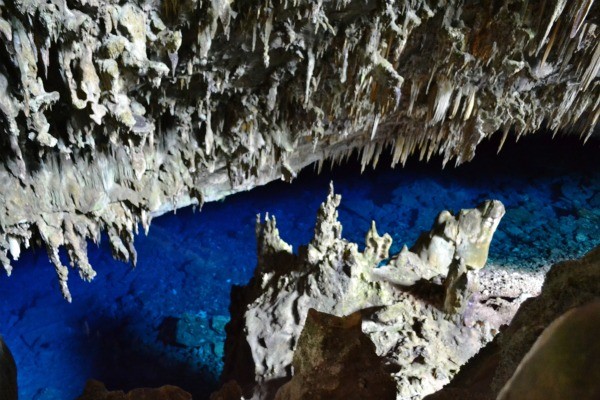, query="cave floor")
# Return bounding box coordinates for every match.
[0,134,598,400]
